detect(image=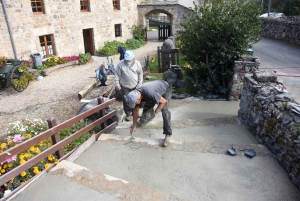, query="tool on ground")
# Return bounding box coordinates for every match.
[227,146,237,156]
[123,131,135,145]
